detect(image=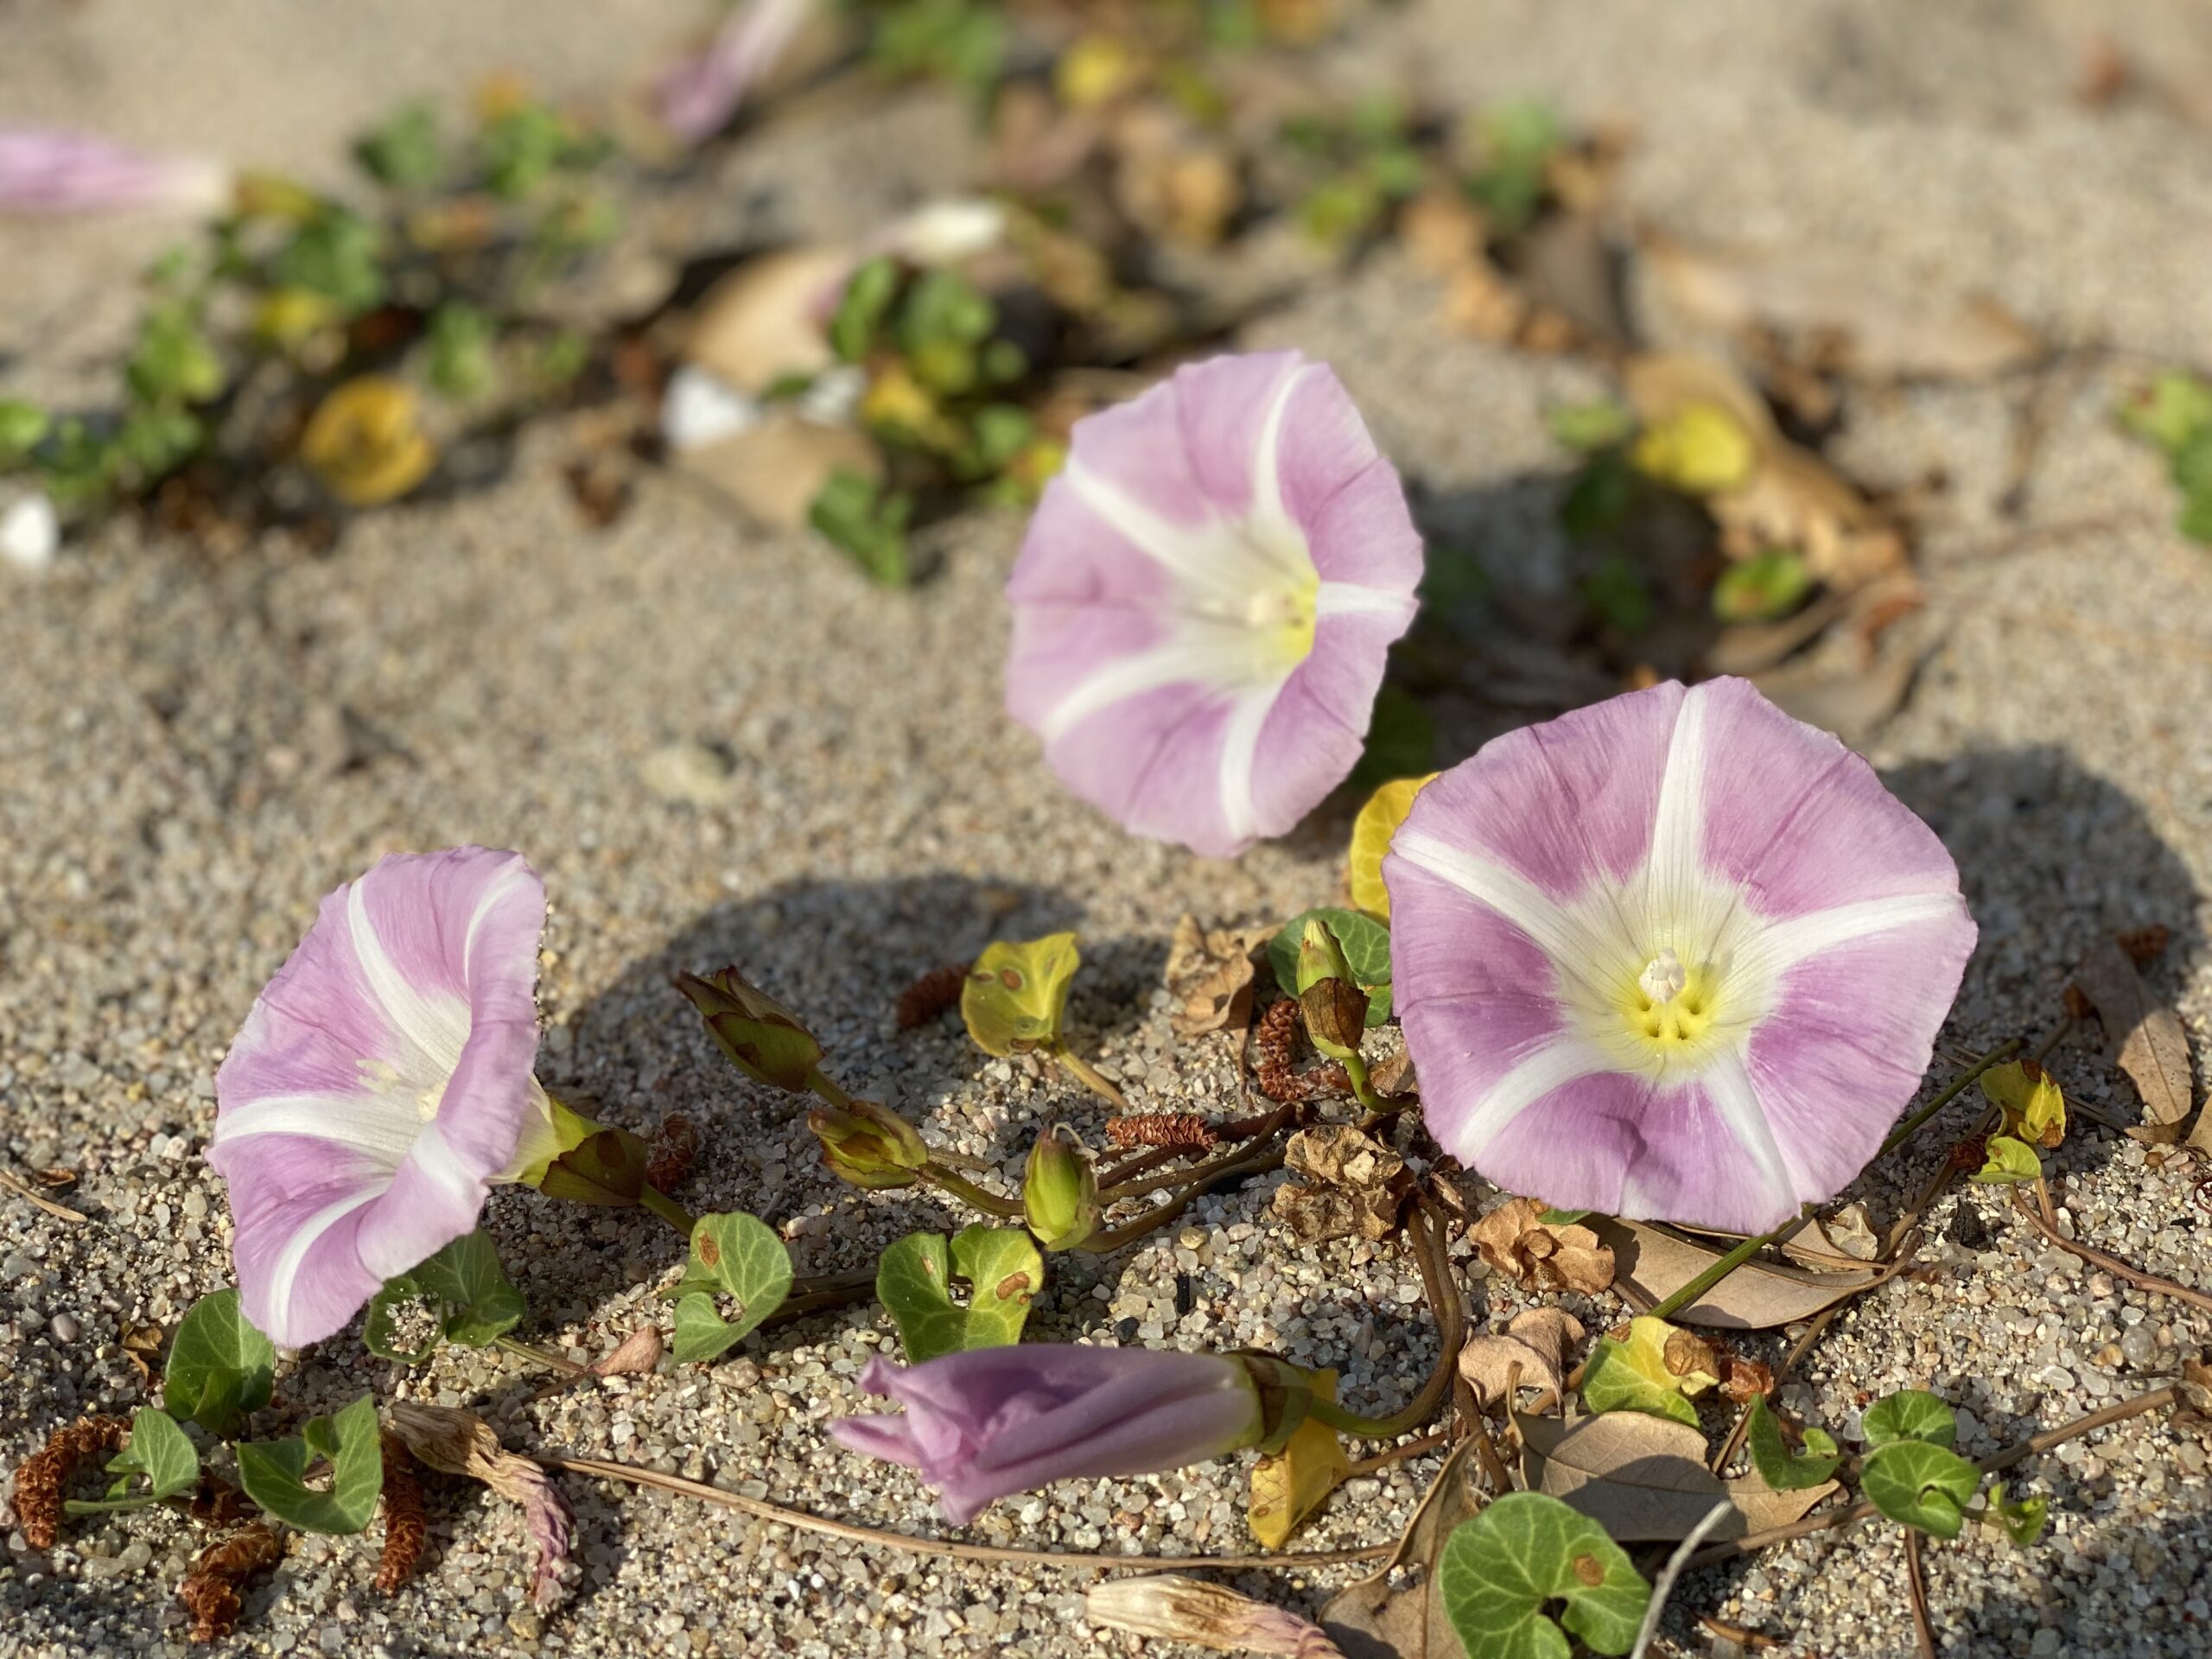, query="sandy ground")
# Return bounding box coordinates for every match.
[4,3,2212,1656]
